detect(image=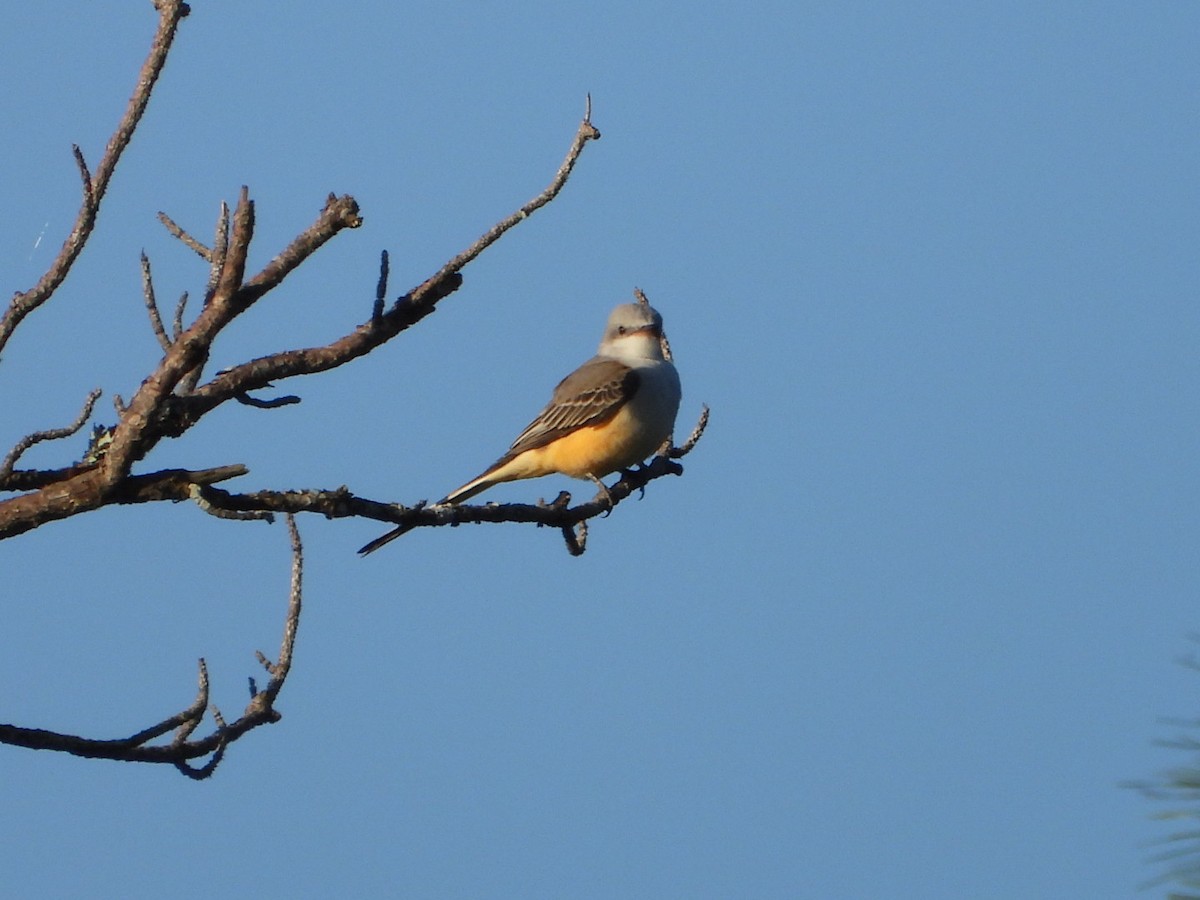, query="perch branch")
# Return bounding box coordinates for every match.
[352,400,706,555]
[0,102,604,546]
[160,403,705,554]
